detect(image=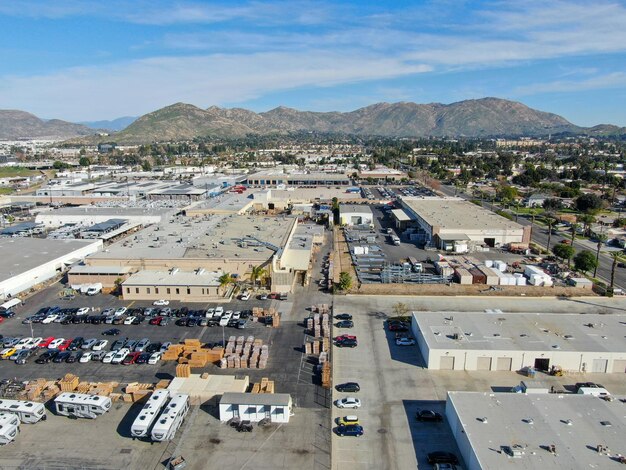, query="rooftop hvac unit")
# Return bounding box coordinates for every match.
[170,268,179,275]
